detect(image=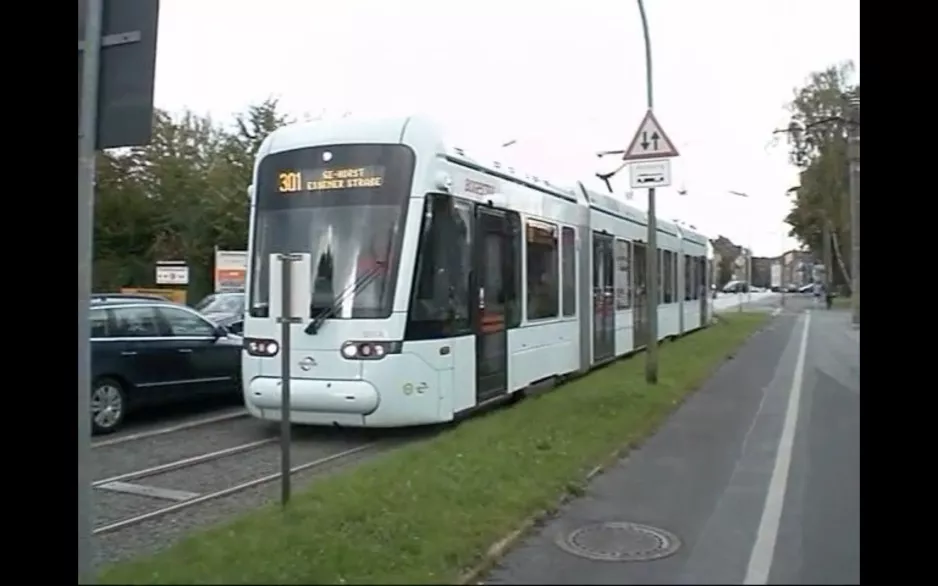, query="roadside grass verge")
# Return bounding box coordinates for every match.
[832,295,851,309]
[100,312,768,585]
